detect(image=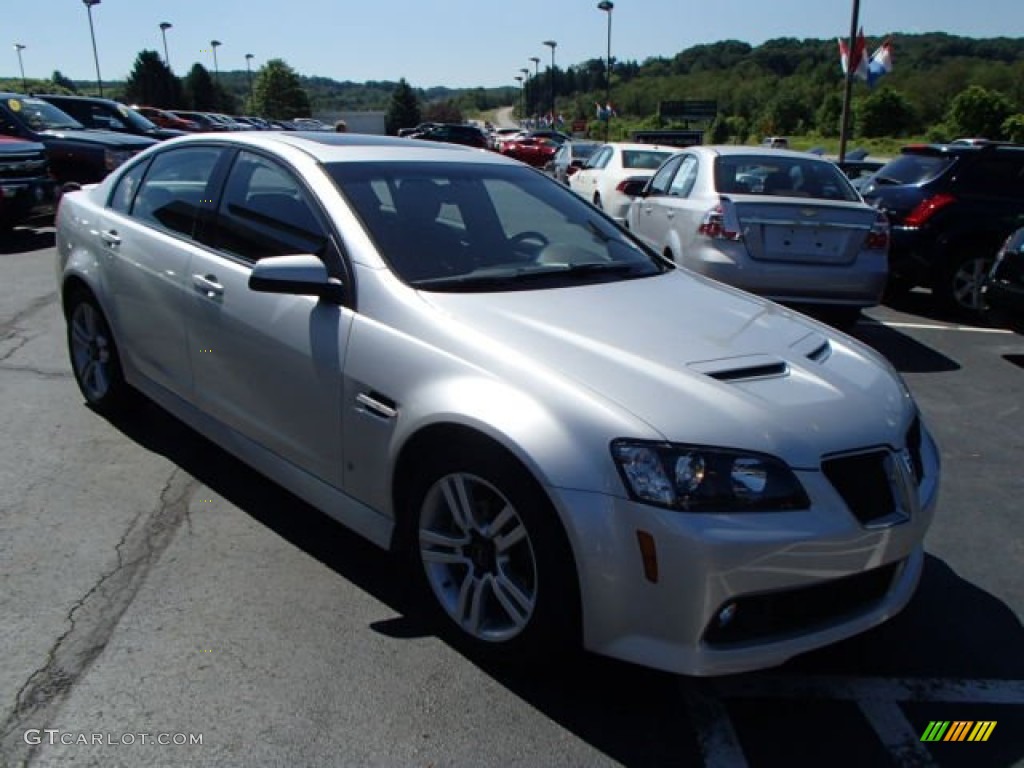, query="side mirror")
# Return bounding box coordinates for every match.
[618,178,649,198]
[249,254,344,303]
